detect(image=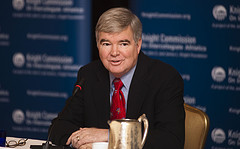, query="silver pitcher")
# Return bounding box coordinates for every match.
[108,114,149,149]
